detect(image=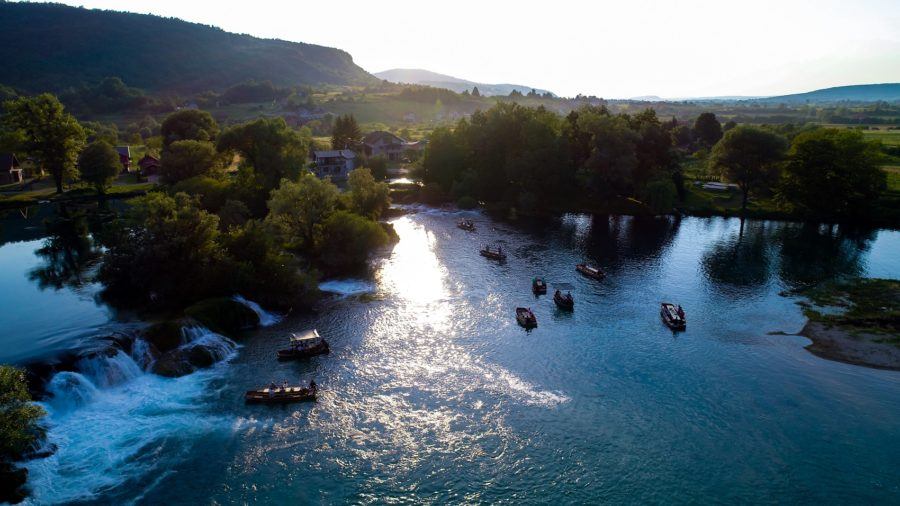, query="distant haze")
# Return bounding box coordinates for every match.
[25,0,900,98]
